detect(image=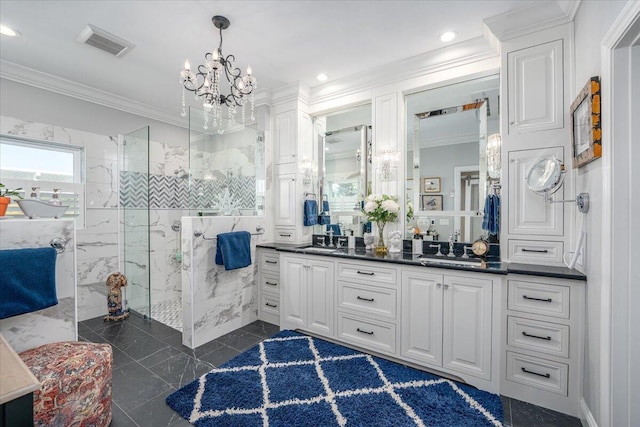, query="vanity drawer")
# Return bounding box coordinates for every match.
[260,253,280,272]
[274,227,297,243]
[506,351,568,396]
[338,282,397,320]
[508,316,569,357]
[508,239,564,264]
[261,273,280,293]
[337,262,397,287]
[508,279,570,319]
[337,313,396,354]
[260,293,280,317]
